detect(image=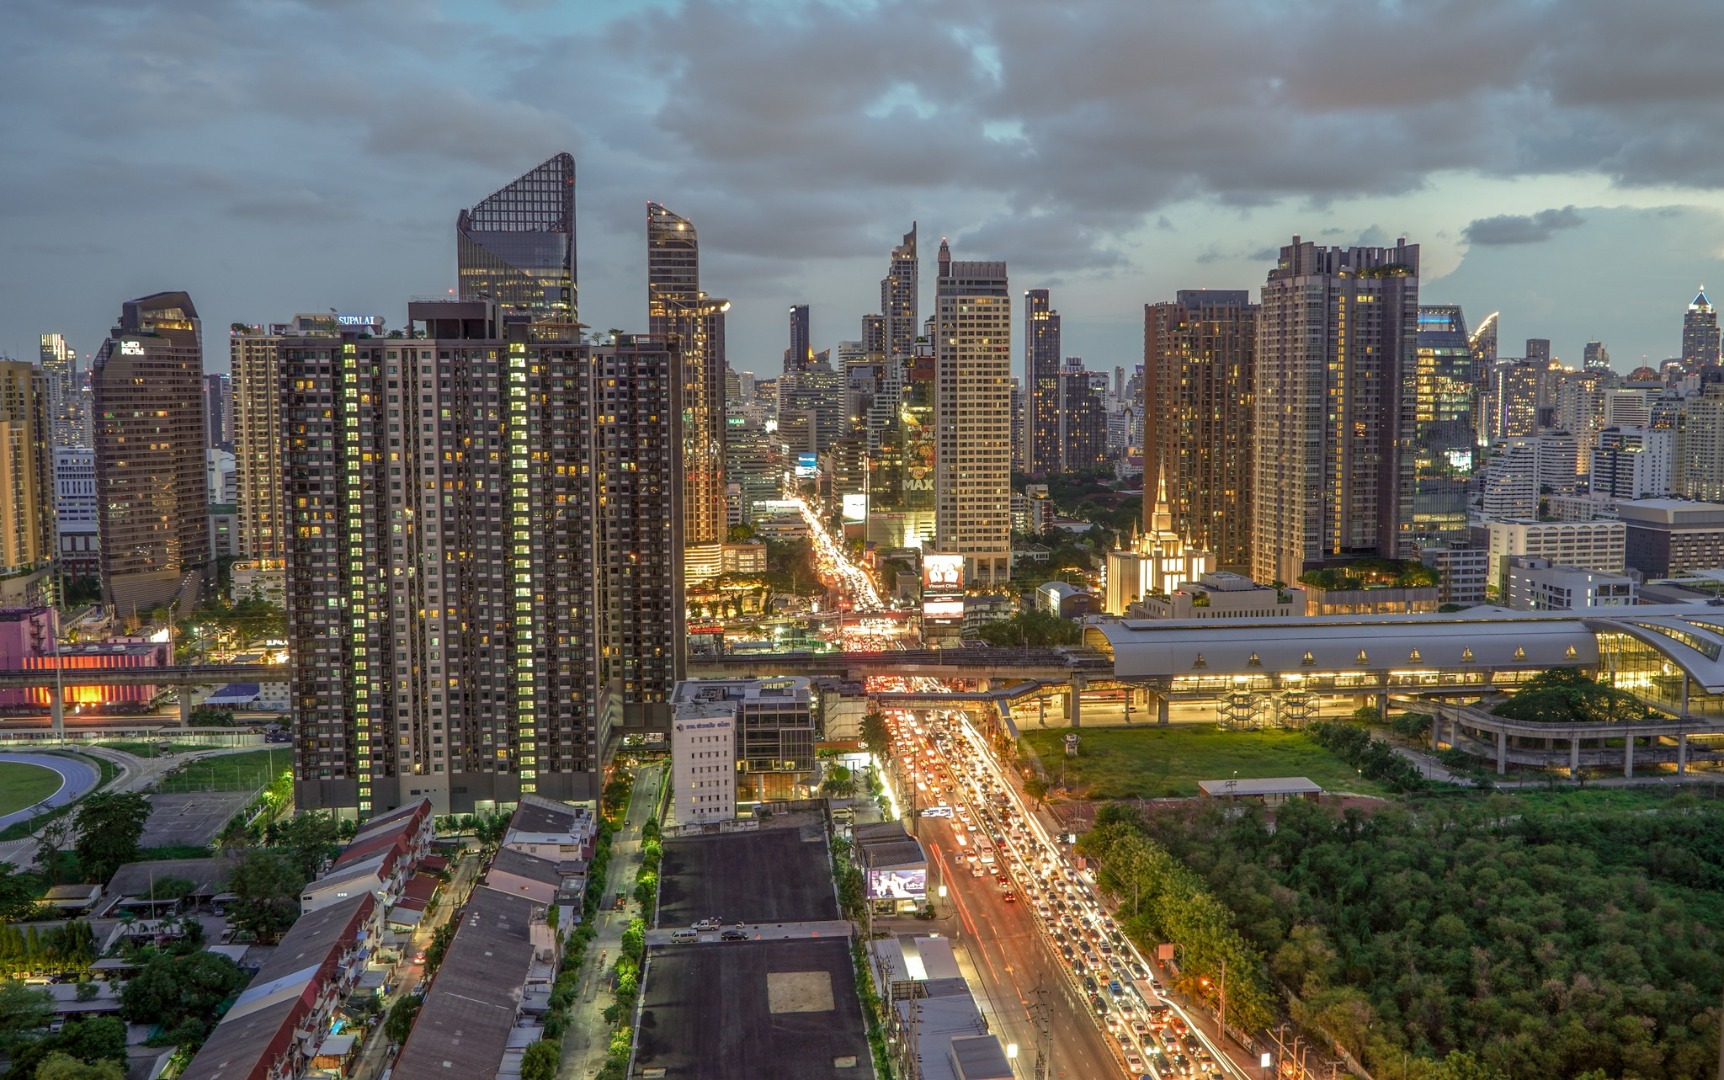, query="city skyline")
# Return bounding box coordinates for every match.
[5,1,1724,379]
